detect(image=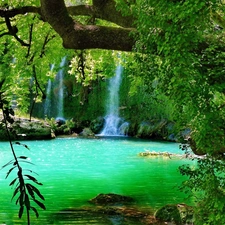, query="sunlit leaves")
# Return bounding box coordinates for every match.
[0,1,39,8]
[68,49,118,86]
[129,1,225,223]
[0,5,73,114]
[180,156,225,224]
